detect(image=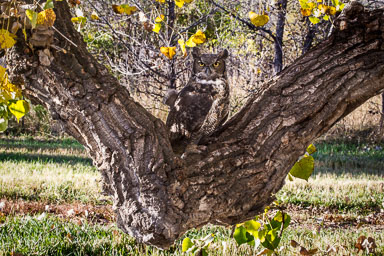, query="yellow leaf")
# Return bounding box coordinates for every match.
[306,144,317,155]
[328,6,336,15]
[185,30,206,47]
[0,66,22,102]
[9,100,30,123]
[71,16,87,25]
[37,9,56,27]
[318,4,328,14]
[0,66,8,86]
[112,4,137,15]
[26,10,38,29]
[155,14,165,23]
[153,23,161,33]
[308,2,316,9]
[124,6,138,15]
[175,0,184,8]
[249,12,269,27]
[0,30,16,49]
[192,30,206,44]
[3,82,22,100]
[156,0,165,3]
[178,39,187,57]
[185,36,196,47]
[160,46,176,59]
[91,11,99,20]
[185,0,194,3]
[300,8,312,16]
